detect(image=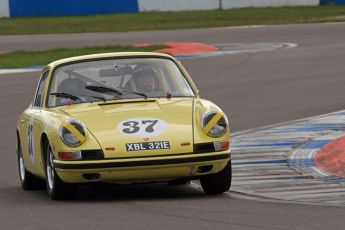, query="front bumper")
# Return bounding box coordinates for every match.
[54,151,230,183]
